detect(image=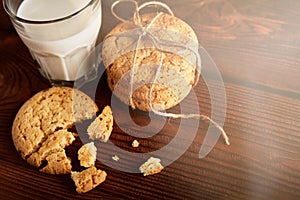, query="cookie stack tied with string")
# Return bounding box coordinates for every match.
[102,0,230,145]
[102,0,201,112]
